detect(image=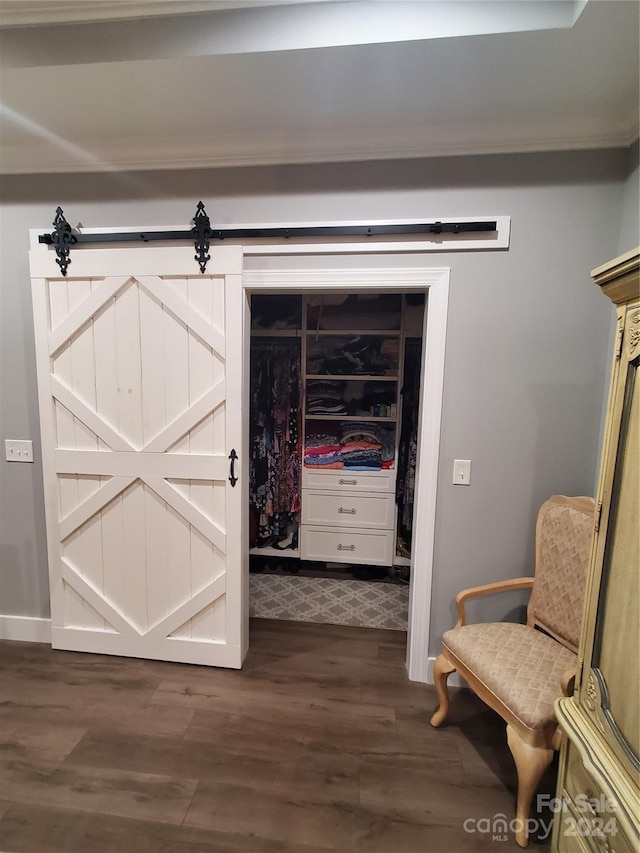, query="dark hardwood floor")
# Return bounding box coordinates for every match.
[0,619,556,852]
